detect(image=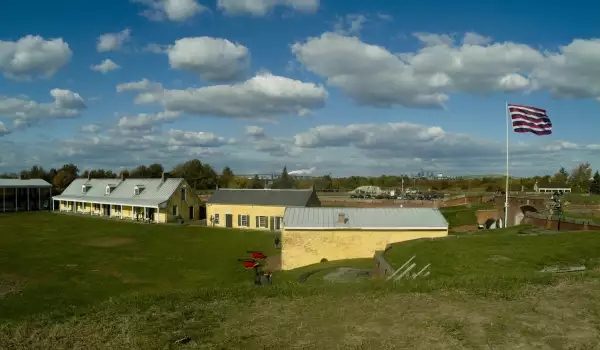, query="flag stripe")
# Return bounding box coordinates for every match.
[508,107,547,118]
[512,121,552,130]
[508,104,546,113]
[511,114,552,124]
[514,128,552,135]
[508,103,552,136]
